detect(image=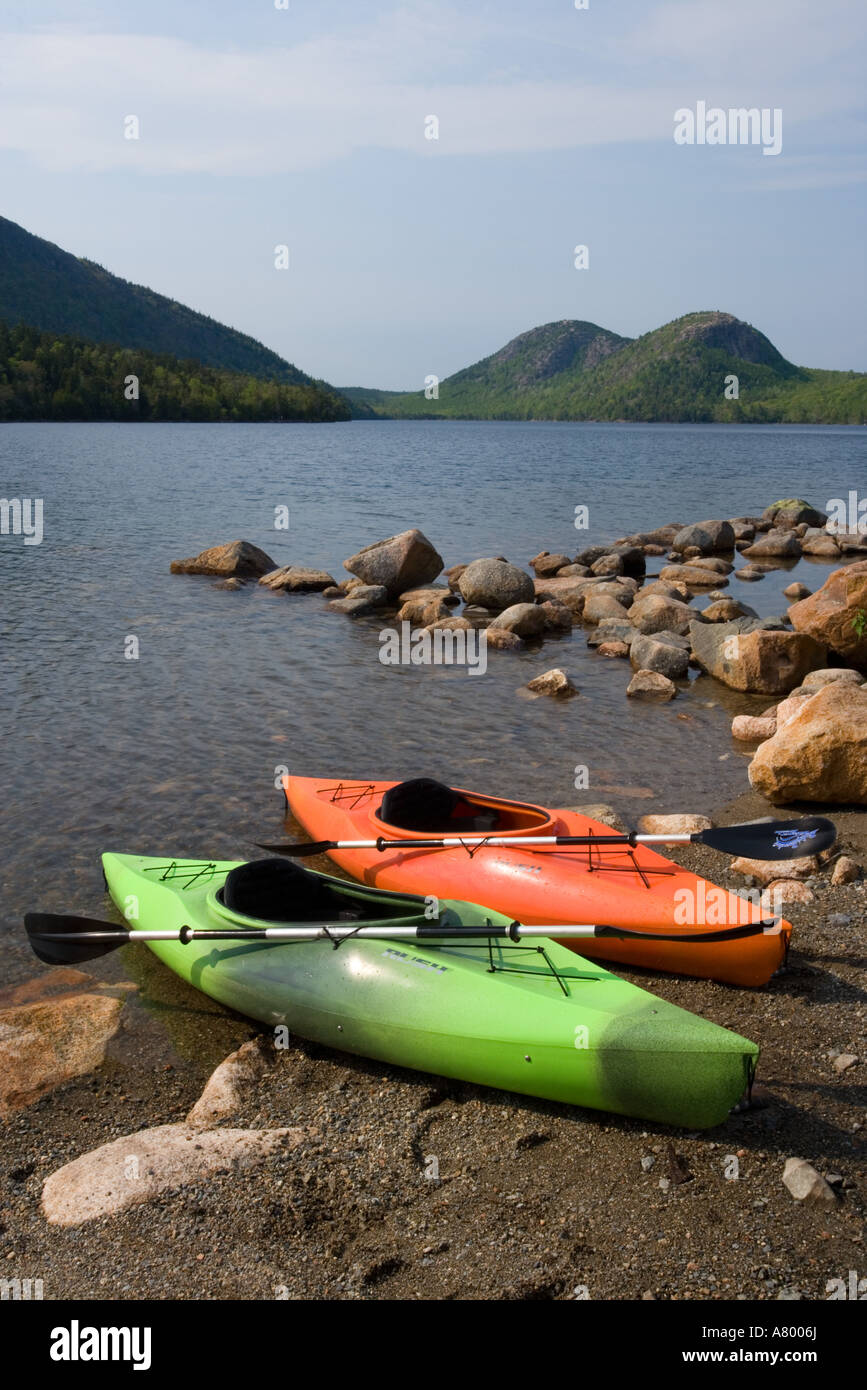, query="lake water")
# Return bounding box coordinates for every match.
[1,420,864,977]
